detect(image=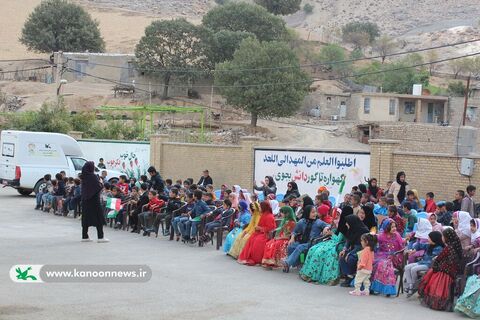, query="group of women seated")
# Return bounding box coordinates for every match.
[218,177,480,316]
